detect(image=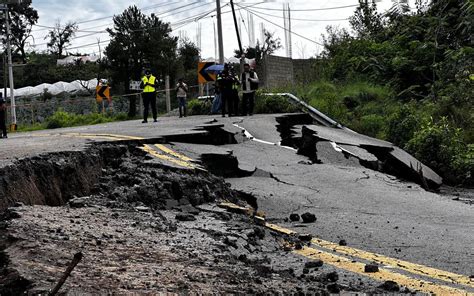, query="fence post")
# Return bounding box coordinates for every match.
[165,75,171,113]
